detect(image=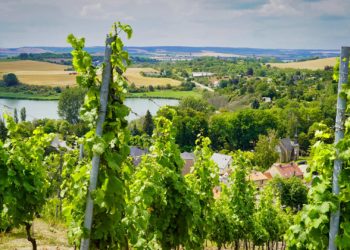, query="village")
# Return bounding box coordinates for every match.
[130,136,309,192]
